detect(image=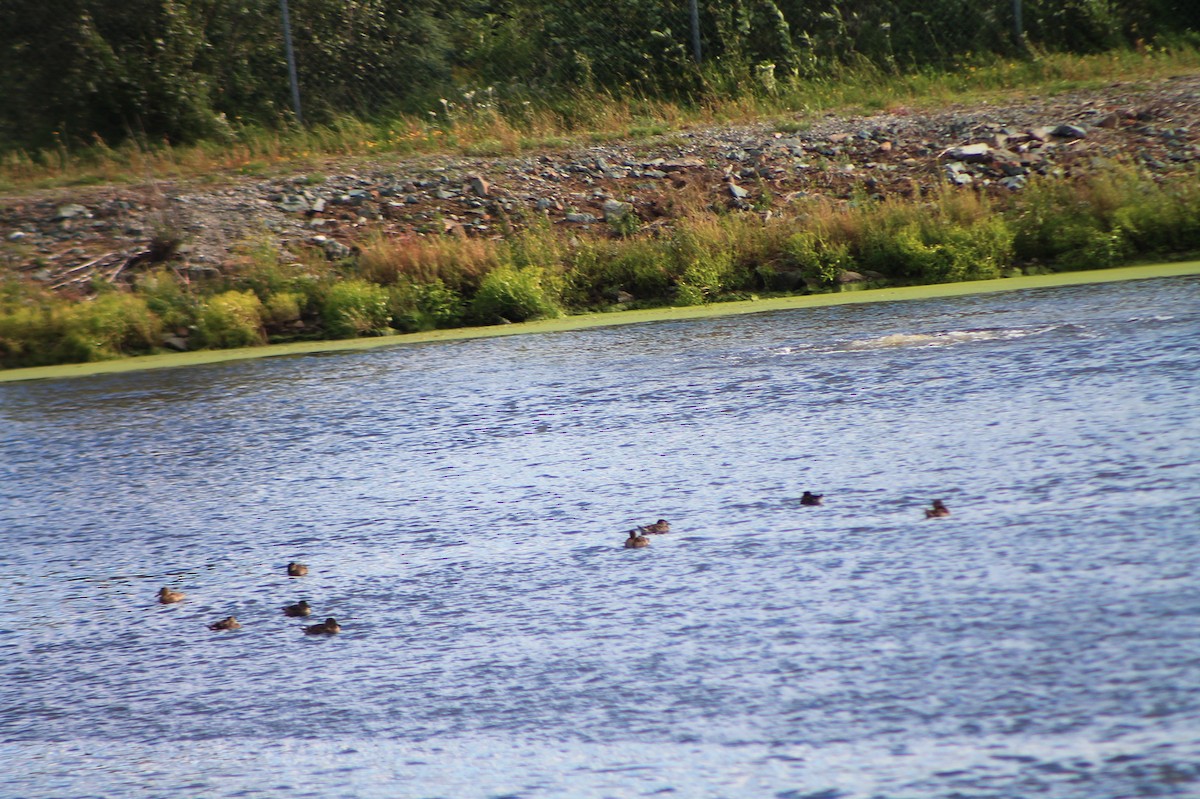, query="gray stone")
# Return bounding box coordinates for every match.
[468,175,490,197]
[54,204,90,221]
[946,143,991,161]
[565,212,599,224]
[602,199,634,222]
[728,183,750,200]
[1052,124,1087,139]
[1000,175,1028,191]
[277,195,309,213]
[836,270,866,284]
[162,335,190,352]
